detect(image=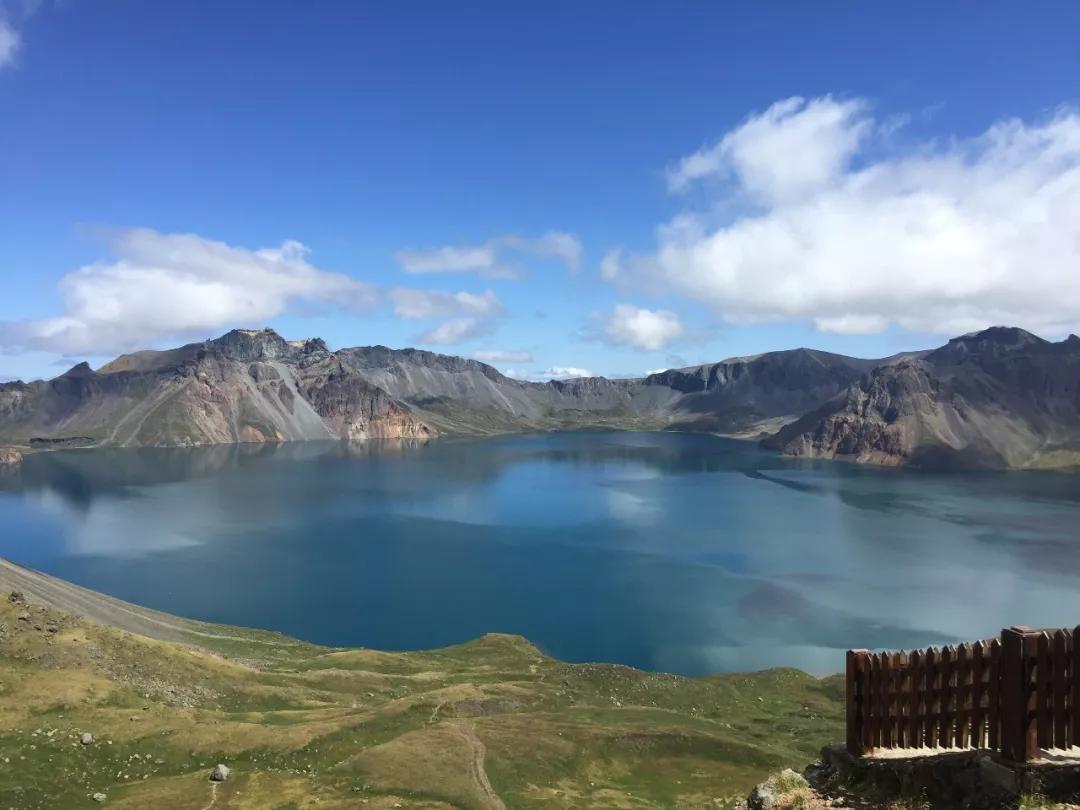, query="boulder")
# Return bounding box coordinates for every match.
[209,763,230,782]
[92,793,107,803]
[80,733,93,745]
[747,768,808,810]
[0,447,21,467]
